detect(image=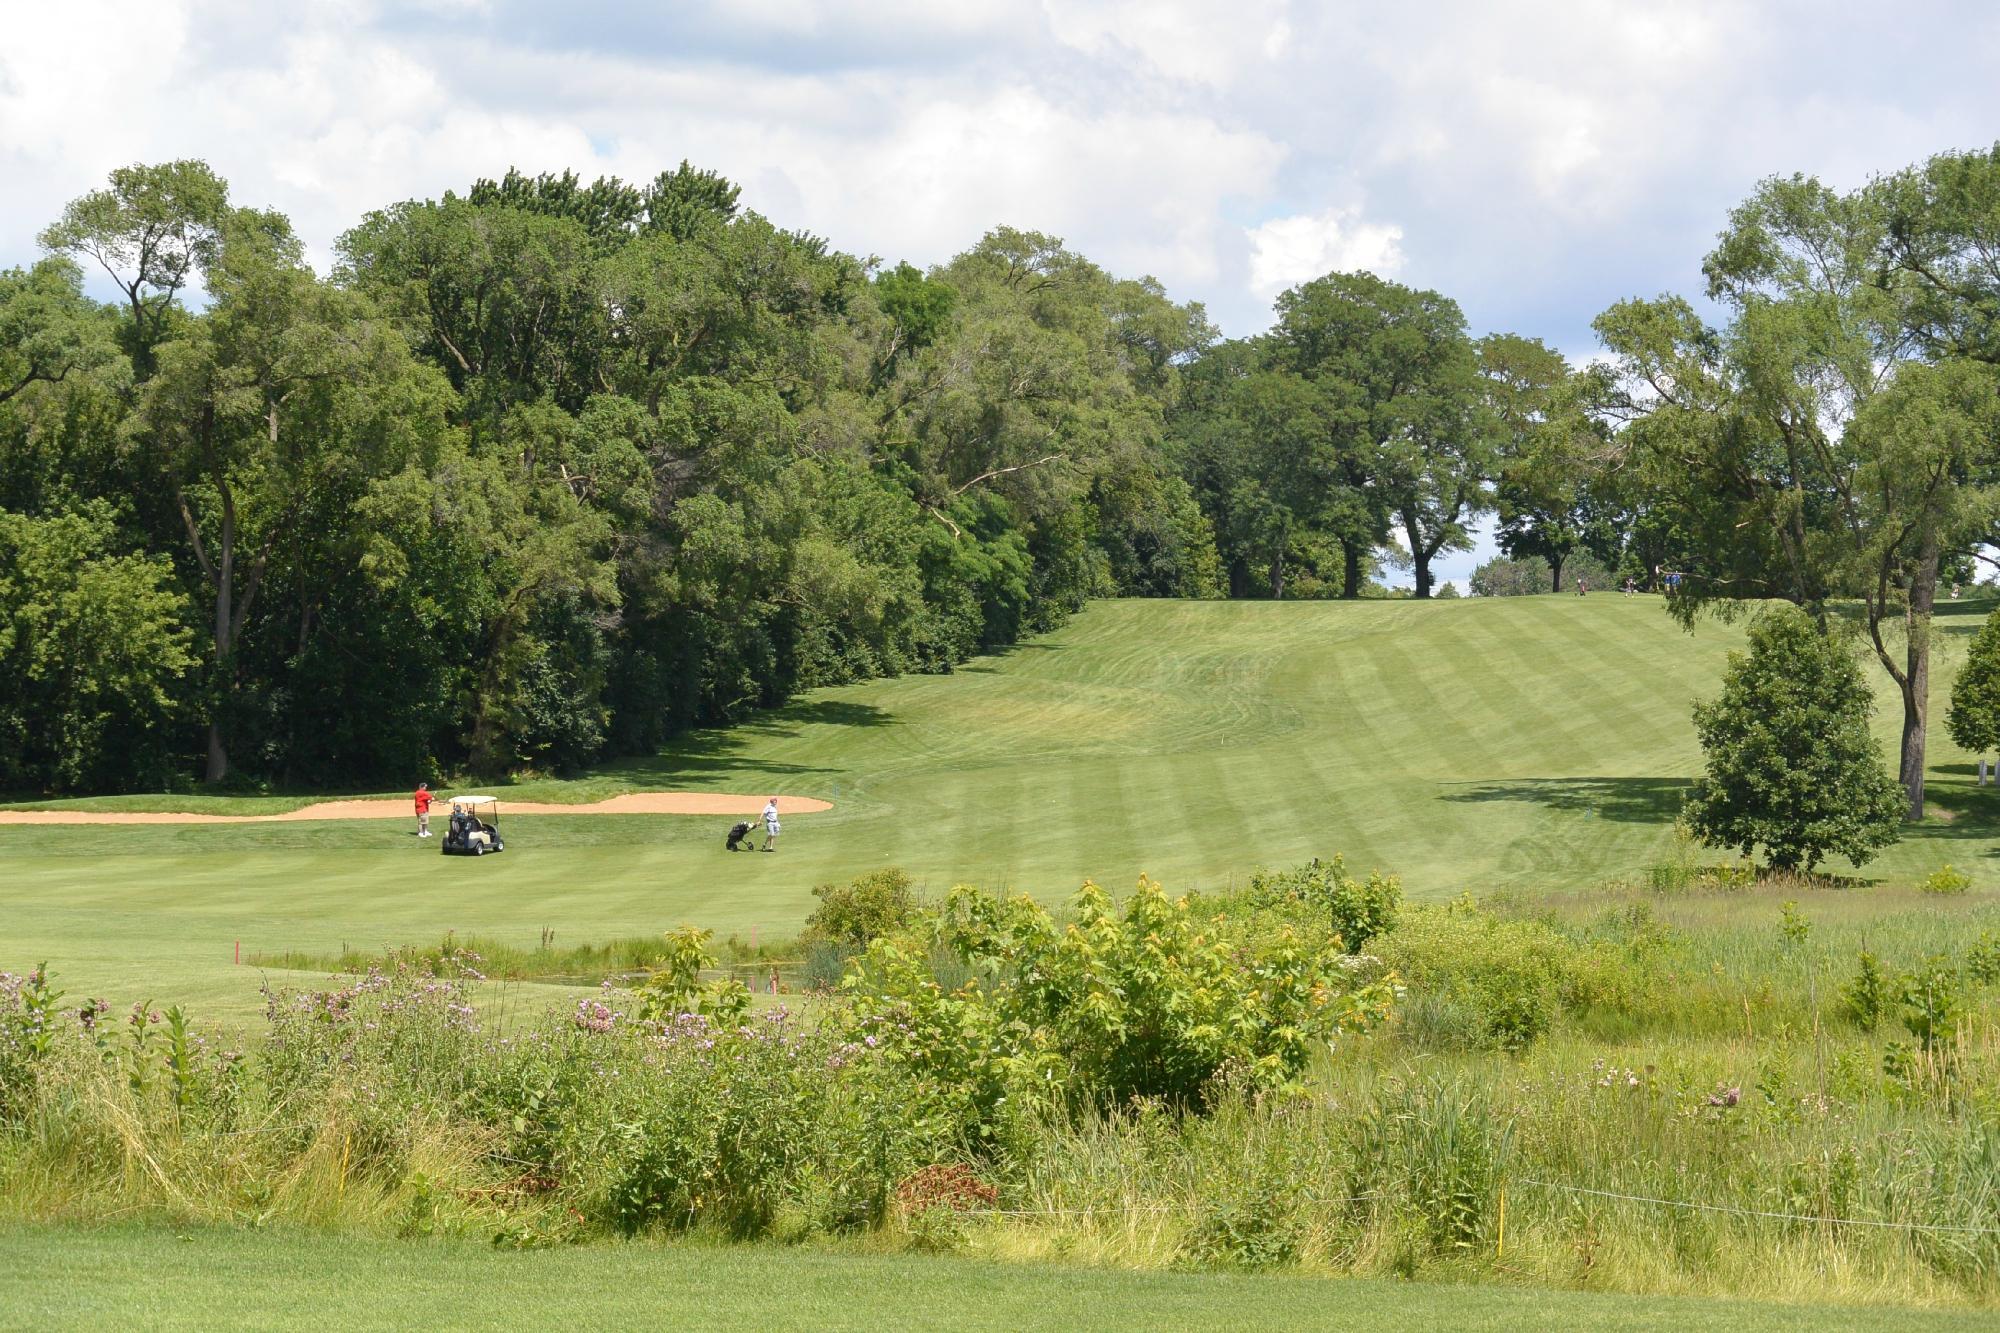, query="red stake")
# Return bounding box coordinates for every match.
[234,940,240,965]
